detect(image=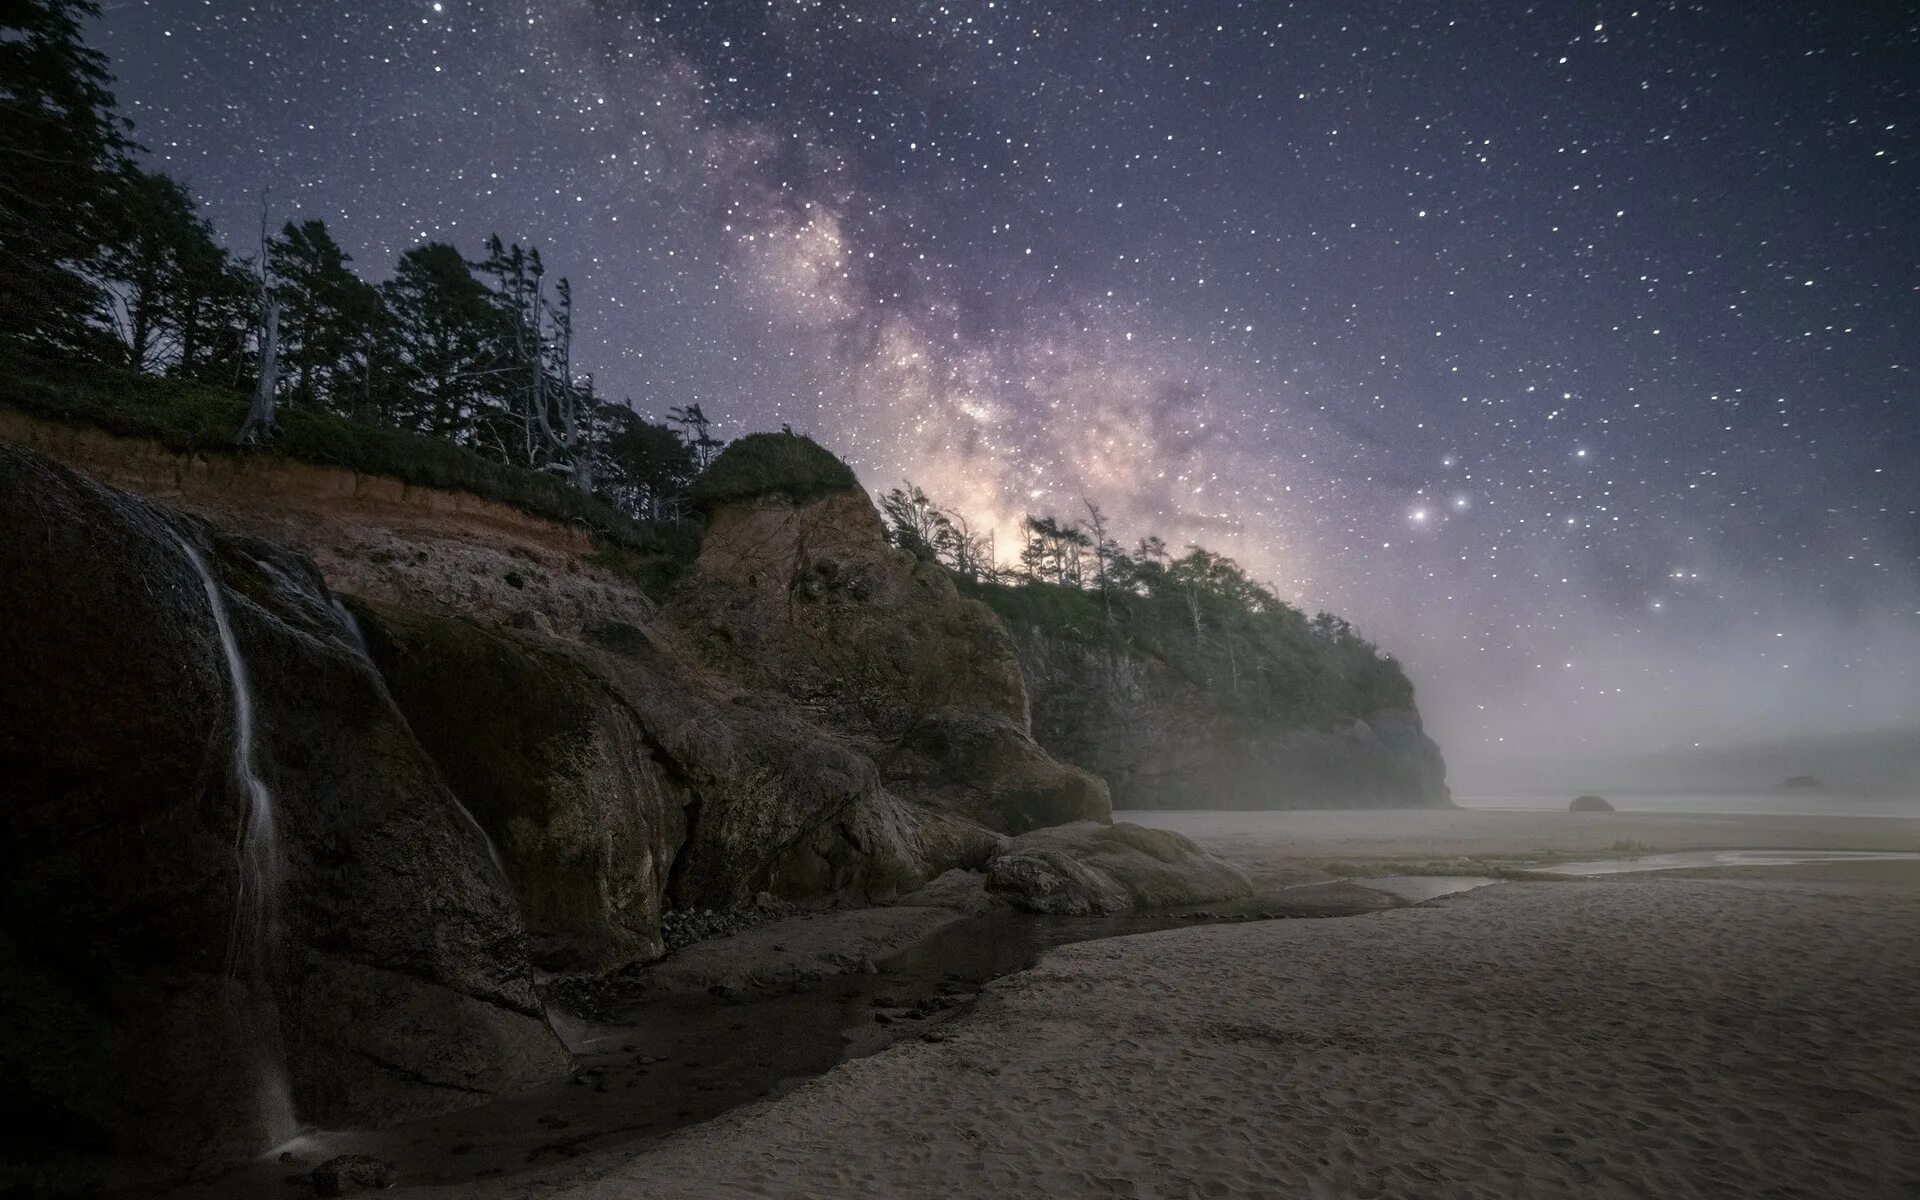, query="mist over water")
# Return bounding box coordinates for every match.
[1401,524,1920,796]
